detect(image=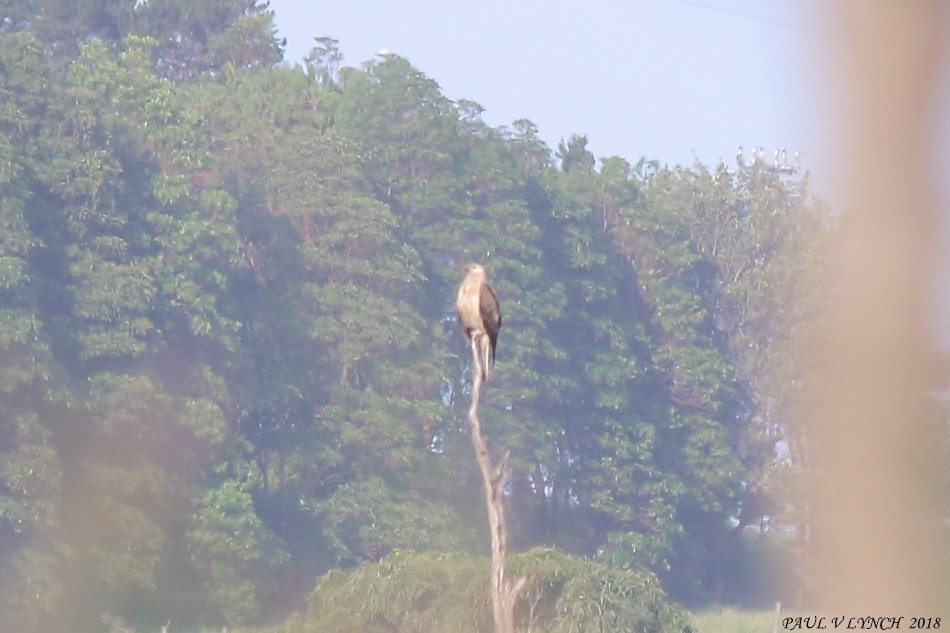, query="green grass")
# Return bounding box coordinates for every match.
[689,607,780,633]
